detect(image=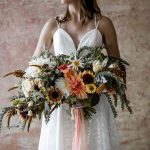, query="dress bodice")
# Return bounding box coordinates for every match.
[53,13,103,56]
